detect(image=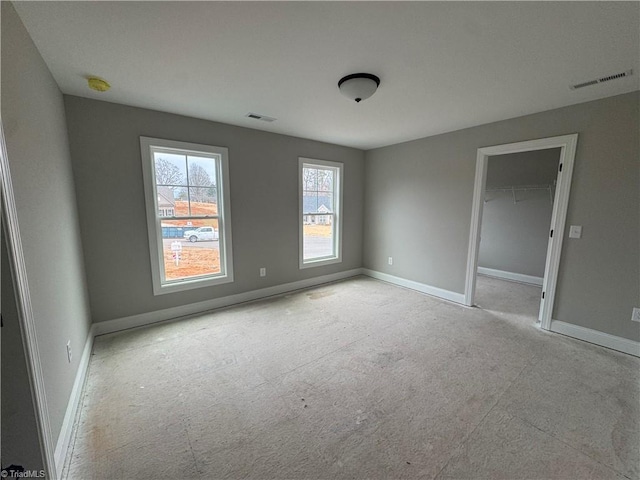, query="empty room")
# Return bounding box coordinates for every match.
[2,2,639,479]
